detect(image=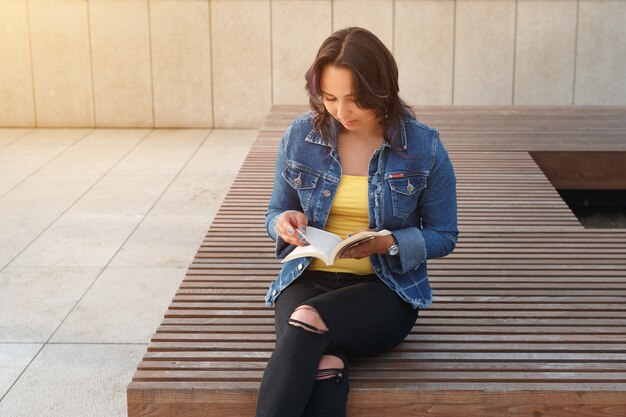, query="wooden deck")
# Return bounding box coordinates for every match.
[128,106,626,417]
